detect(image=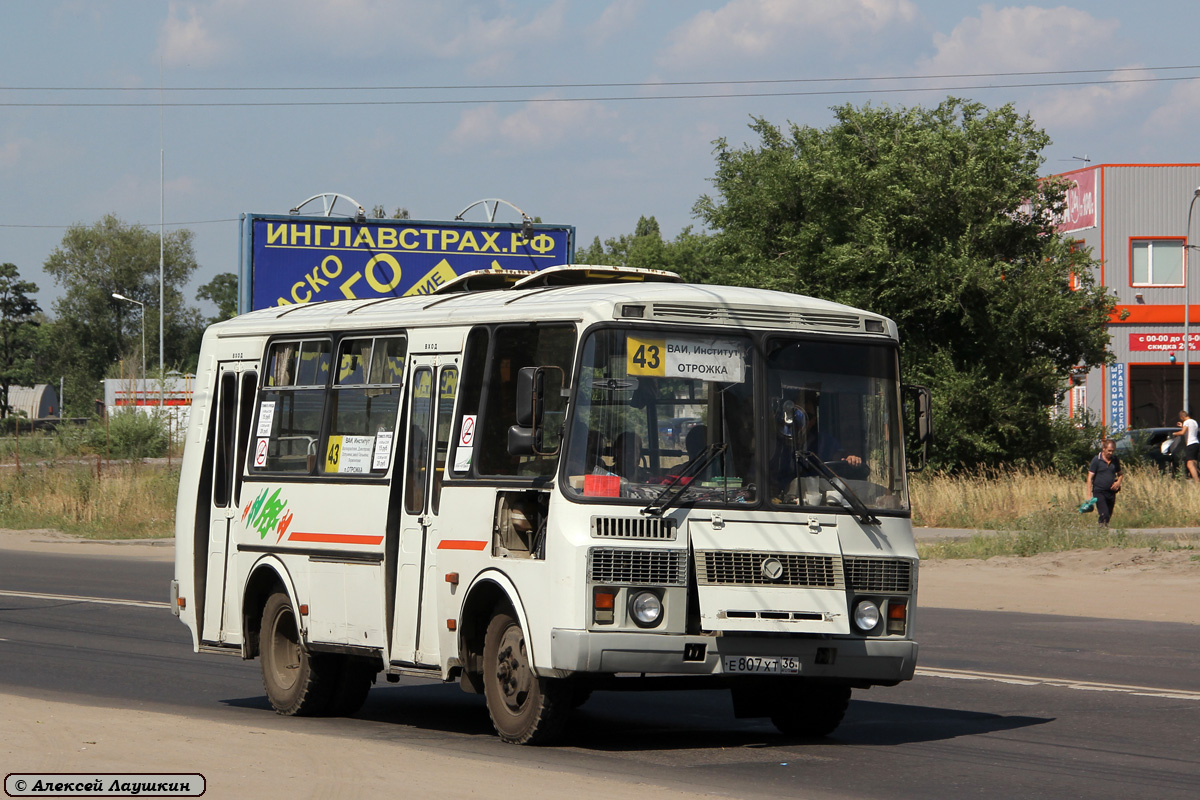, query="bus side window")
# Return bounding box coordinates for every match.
[253,339,331,474]
[476,323,576,477]
[324,335,406,476]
